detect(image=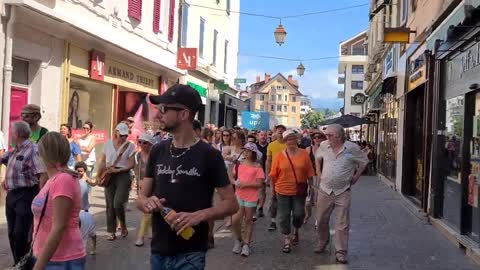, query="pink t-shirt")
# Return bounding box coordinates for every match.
[31,173,85,261]
[234,164,264,203]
